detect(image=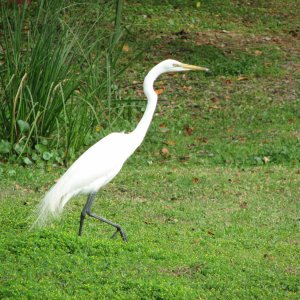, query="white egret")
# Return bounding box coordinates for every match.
[34,59,209,241]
